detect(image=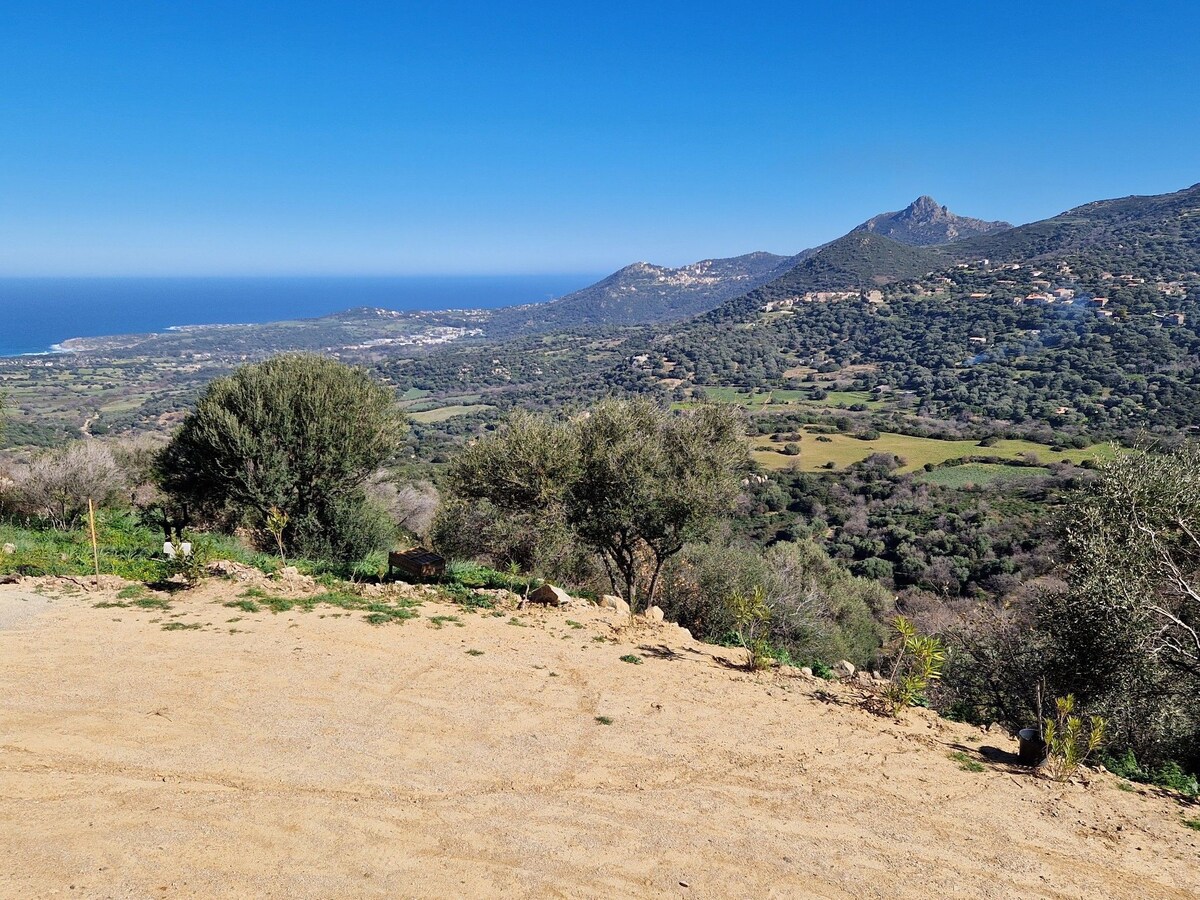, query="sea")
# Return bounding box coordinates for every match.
[0,274,600,357]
